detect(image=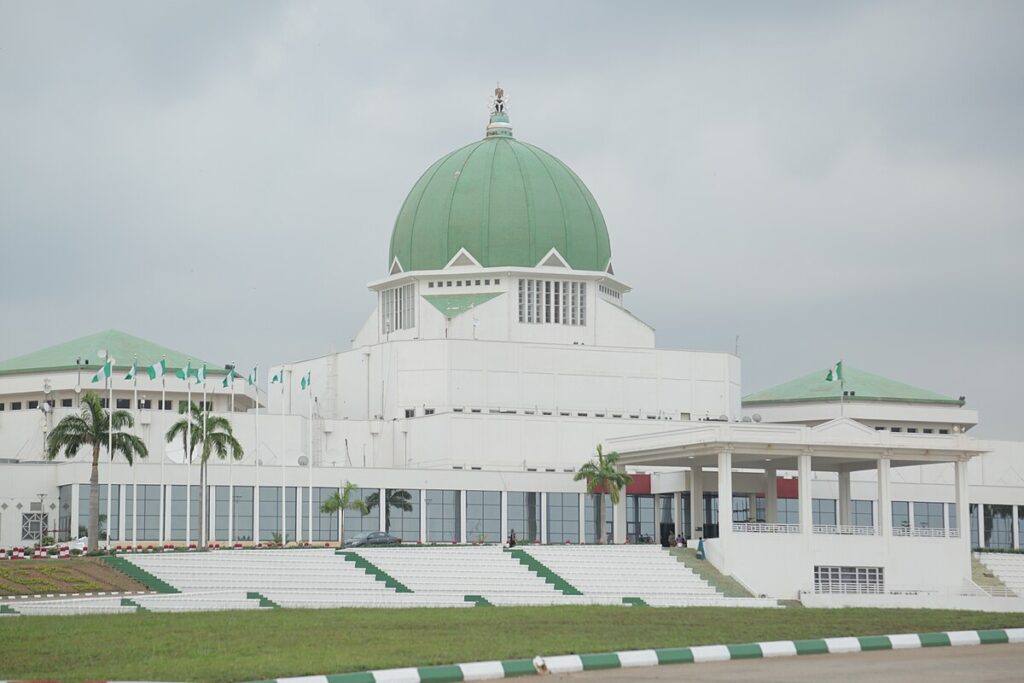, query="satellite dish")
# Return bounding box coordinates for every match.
[297,456,309,466]
[741,416,752,423]
[97,349,108,359]
[752,414,762,423]
[719,414,728,421]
